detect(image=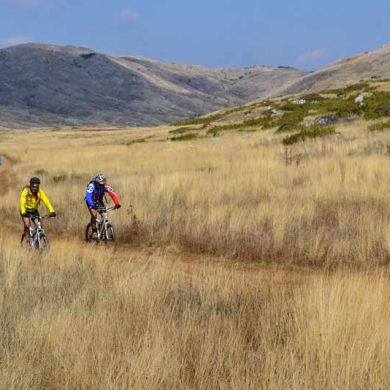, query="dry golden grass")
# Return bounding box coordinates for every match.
[0,235,389,389]
[2,122,390,266]
[1,123,390,388]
